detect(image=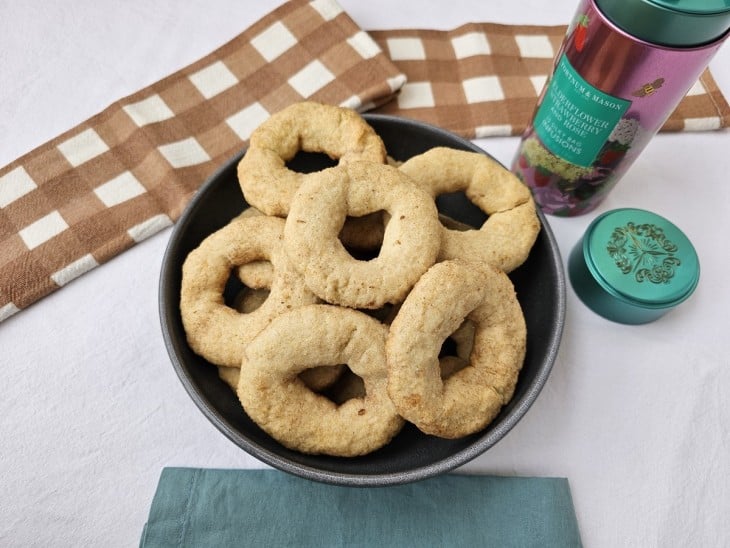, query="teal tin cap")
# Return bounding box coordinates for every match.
[568,208,700,324]
[596,0,730,47]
